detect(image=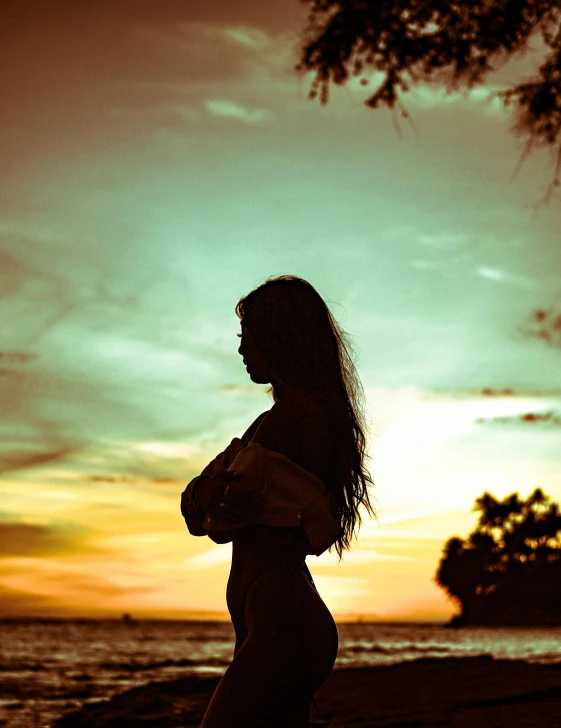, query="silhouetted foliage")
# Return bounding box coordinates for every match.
[435,488,561,625]
[297,0,561,200]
